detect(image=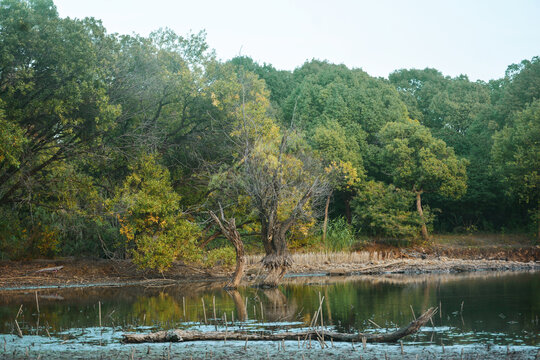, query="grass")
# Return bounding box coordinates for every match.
[431,233,534,248]
[323,217,357,251]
